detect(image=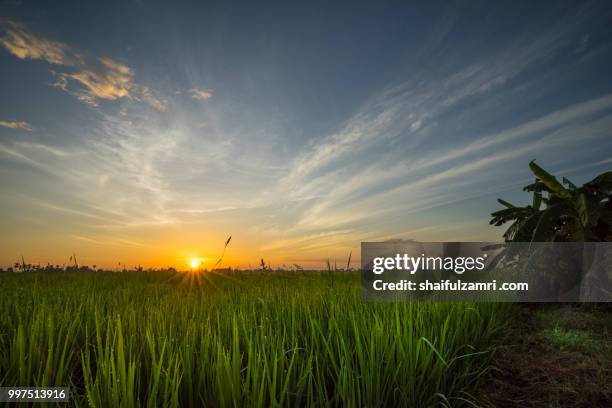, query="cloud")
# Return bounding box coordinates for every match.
[0,143,67,177]
[50,57,133,106]
[0,21,165,111]
[0,120,32,131]
[51,57,166,111]
[0,21,80,65]
[189,88,213,100]
[137,86,167,112]
[16,141,67,156]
